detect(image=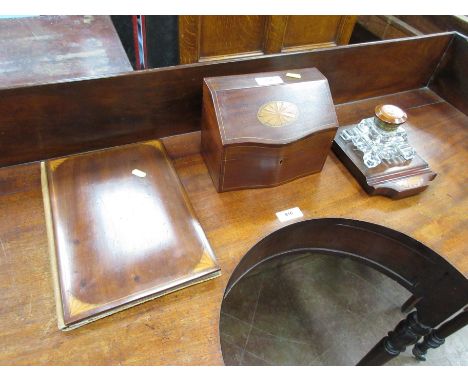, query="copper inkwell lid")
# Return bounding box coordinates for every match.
[375,104,408,125]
